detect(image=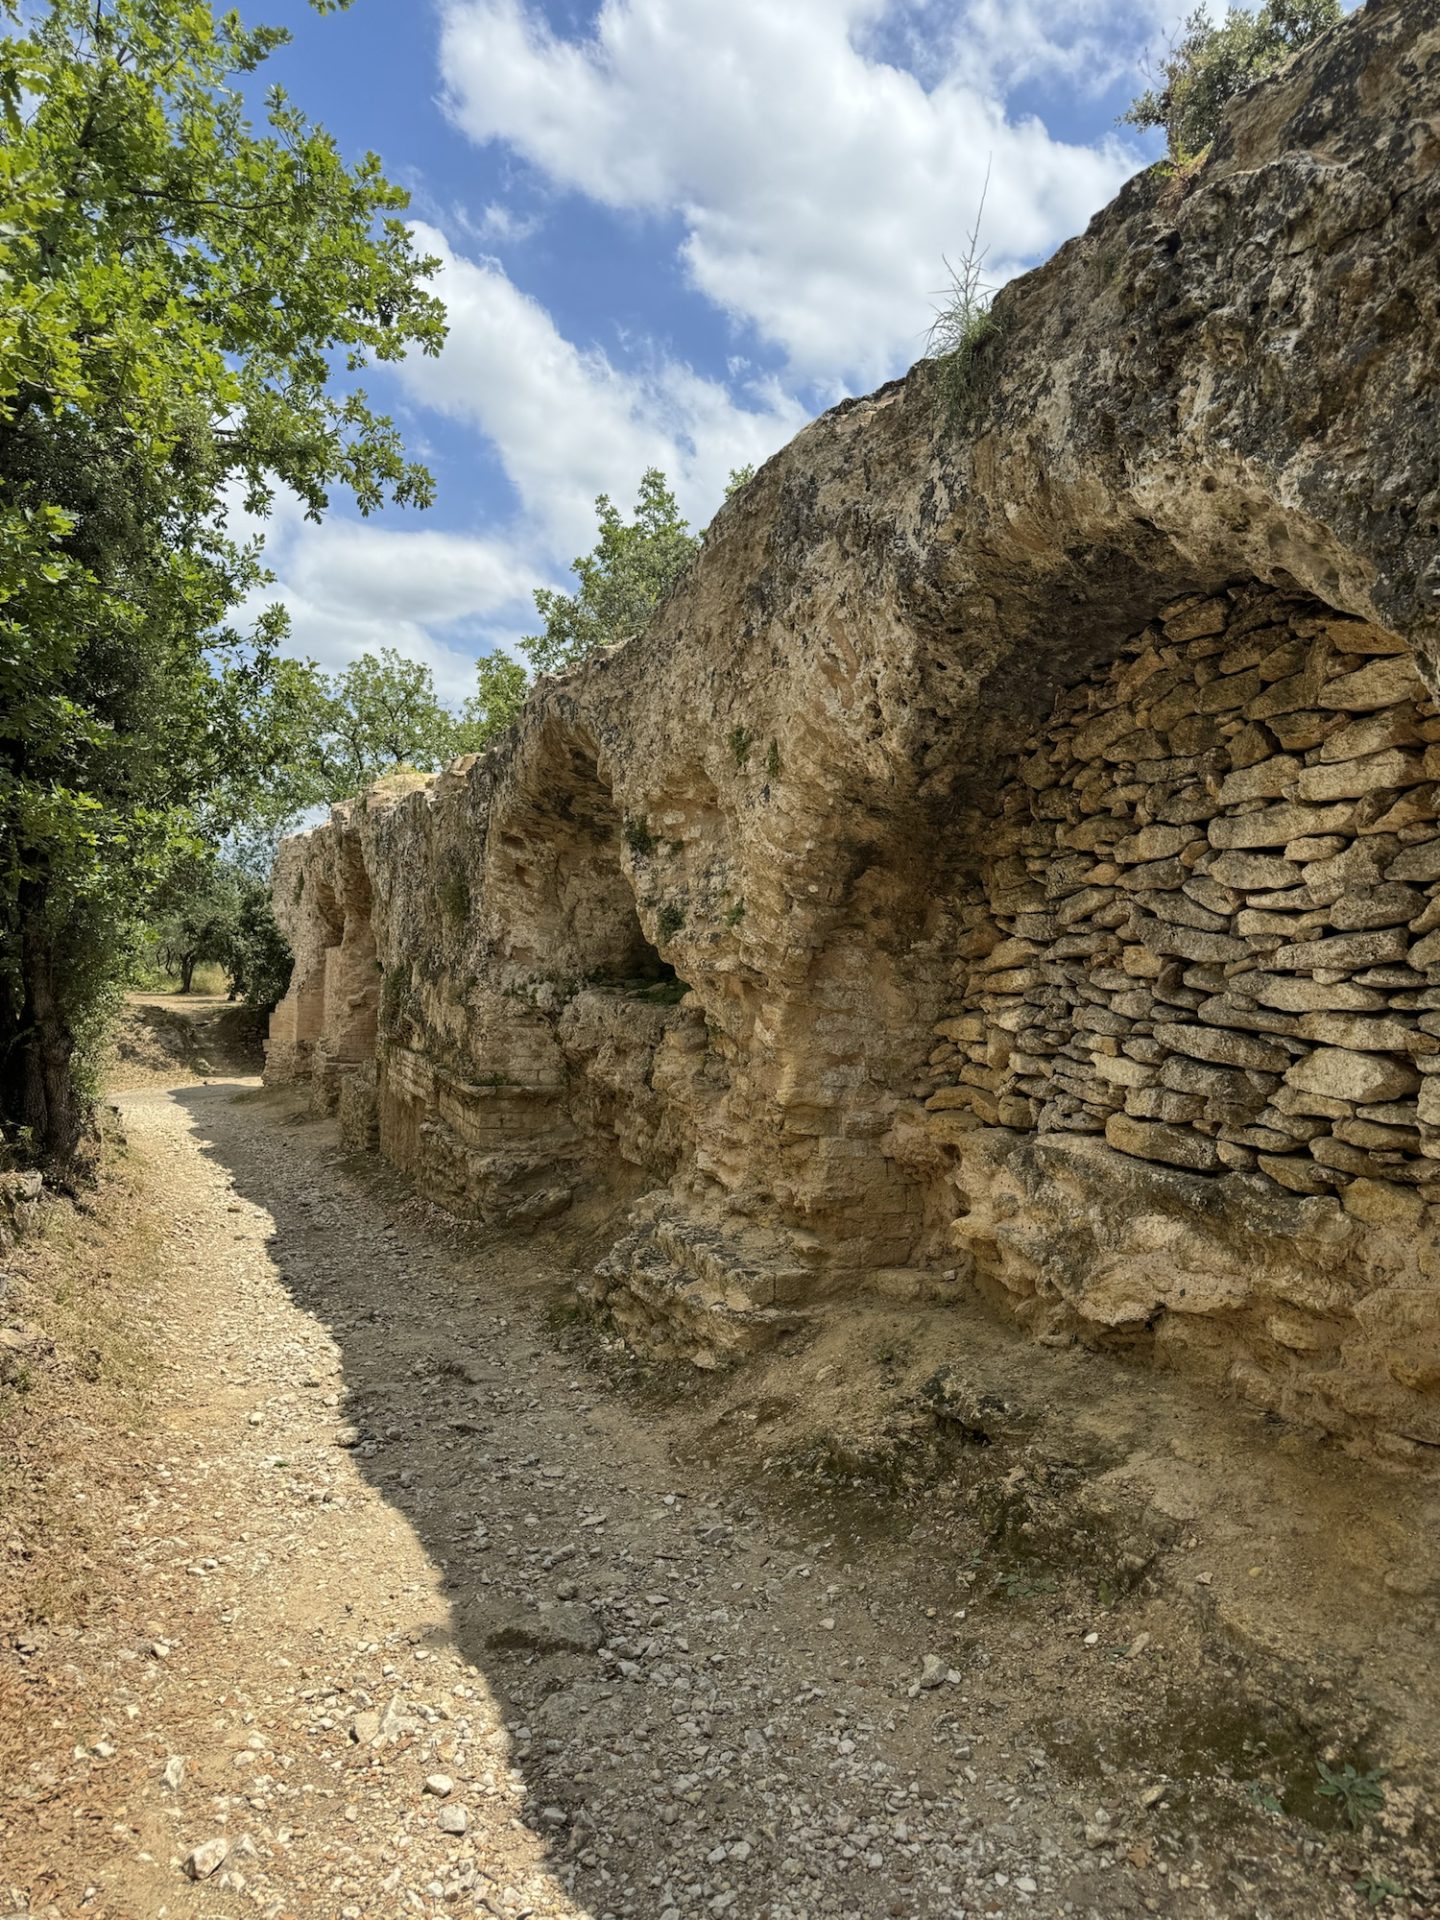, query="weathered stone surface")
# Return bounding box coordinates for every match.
[1209,804,1357,850]
[1329,884,1424,930]
[1284,1049,1421,1106]
[1296,749,1426,802]
[1105,1113,1223,1172]
[1389,840,1440,884]
[1259,1153,1332,1195]
[1319,658,1428,713]
[1296,1013,1431,1055]
[1164,1025,1289,1072]
[1319,710,1422,763]
[1217,757,1299,805]
[1208,853,1301,892]
[268,0,1440,1465]
[1269,930,1412,972]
